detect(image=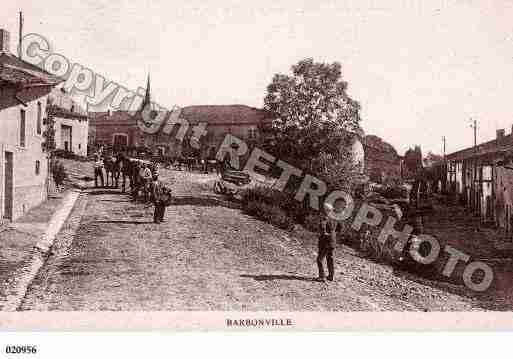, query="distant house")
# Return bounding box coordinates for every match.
[446,127,513,230]
[89,105,275,157]
[363,135,402,184]
[89,79,273,158]
[47,88,89,157]
[89,76,275,157]
[176,104,275,158]
[0,28,62,221]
